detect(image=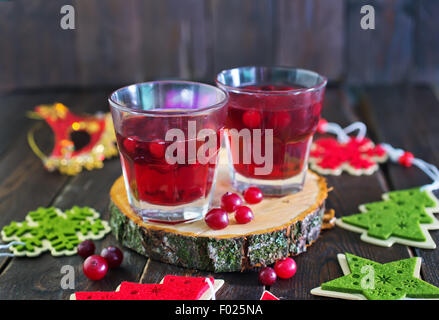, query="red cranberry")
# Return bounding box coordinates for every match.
[242,111,262,129]
[149,139,166,158]
[235,206,254,224]
[274,257,297,279]
[205,208,229,230]
[259,267,277,285]
[221,192,243,213]
[270,112,291,128]
[101,246,124,268]
[123,136,138,154]
[77,240,95,258]
[243,187,263,204]
[83,255,108,280]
